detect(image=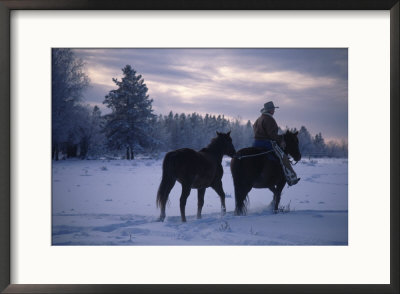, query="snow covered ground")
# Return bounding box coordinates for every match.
[52,156,348,245]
